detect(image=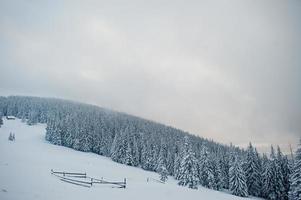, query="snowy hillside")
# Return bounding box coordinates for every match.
[0,118,260,200]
